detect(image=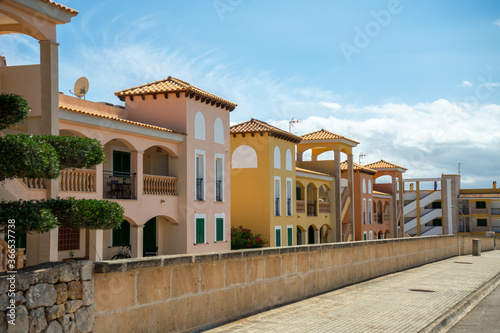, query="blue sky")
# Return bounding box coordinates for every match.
[3,0,500,188]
